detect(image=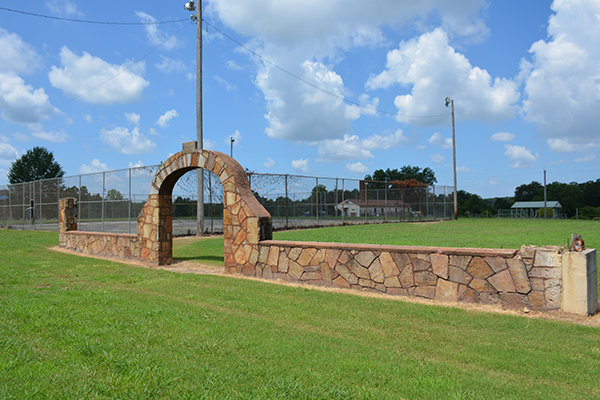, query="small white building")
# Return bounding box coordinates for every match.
[336,199,412,217]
